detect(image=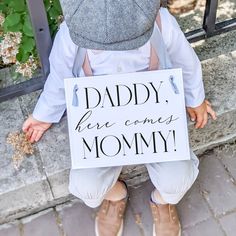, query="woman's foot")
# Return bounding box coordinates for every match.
[150,202,181,236]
